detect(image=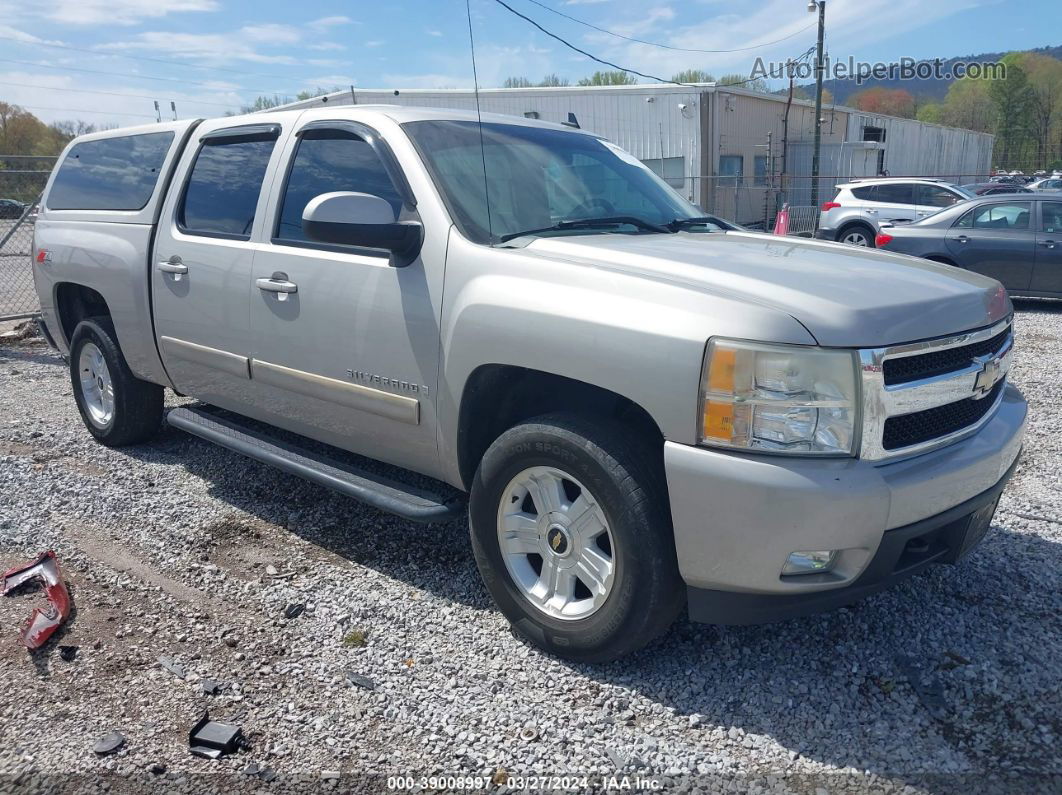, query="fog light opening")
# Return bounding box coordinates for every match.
[782,550,838,575]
